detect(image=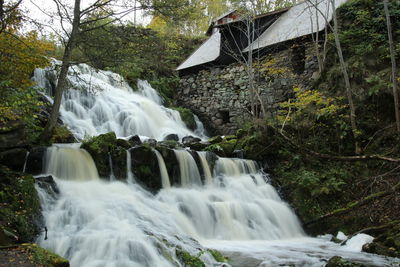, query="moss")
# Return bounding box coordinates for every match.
[50,125,75,144]
[81,132,117,178]
[208,136,223,144]
[207,249,227,263]
[21,243,69,267]
[219,139,238,155]
[176,249,205,267]
[325,256,362,267]
[0,166,41,243]
[171,107,196,130]
[137,165,152,176]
